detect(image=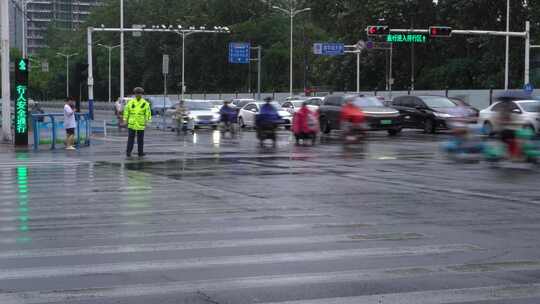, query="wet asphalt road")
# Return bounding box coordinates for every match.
[2,128,540,303]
